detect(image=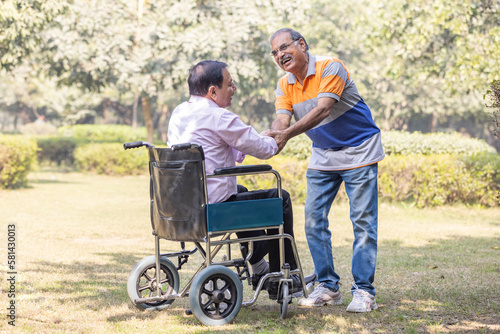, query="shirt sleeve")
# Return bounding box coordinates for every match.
[275,80,293,116]
[232,148,246,163]
[217,110,278,159]
[318,60,349,100]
